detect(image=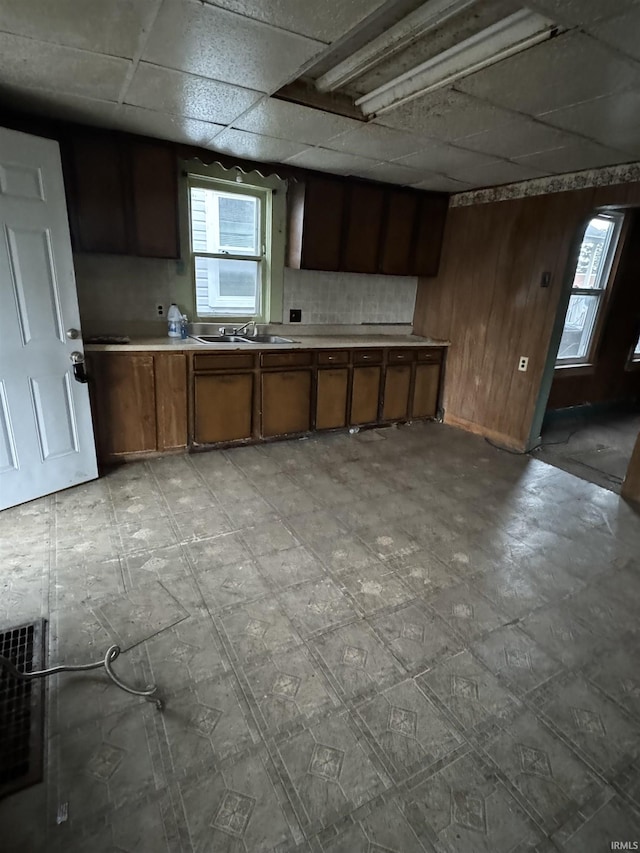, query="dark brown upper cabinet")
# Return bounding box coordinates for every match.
[287,173,447,277]
[343,182,386,274]
[64,133,180,259]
